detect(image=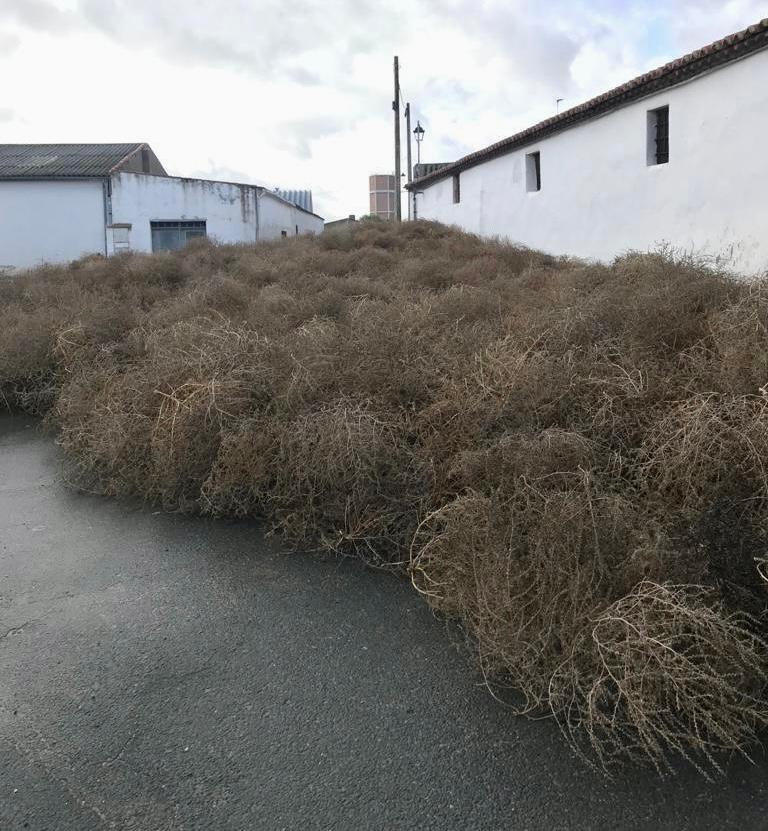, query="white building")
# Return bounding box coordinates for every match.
[0,143,324,272]
[408,19,768,275]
